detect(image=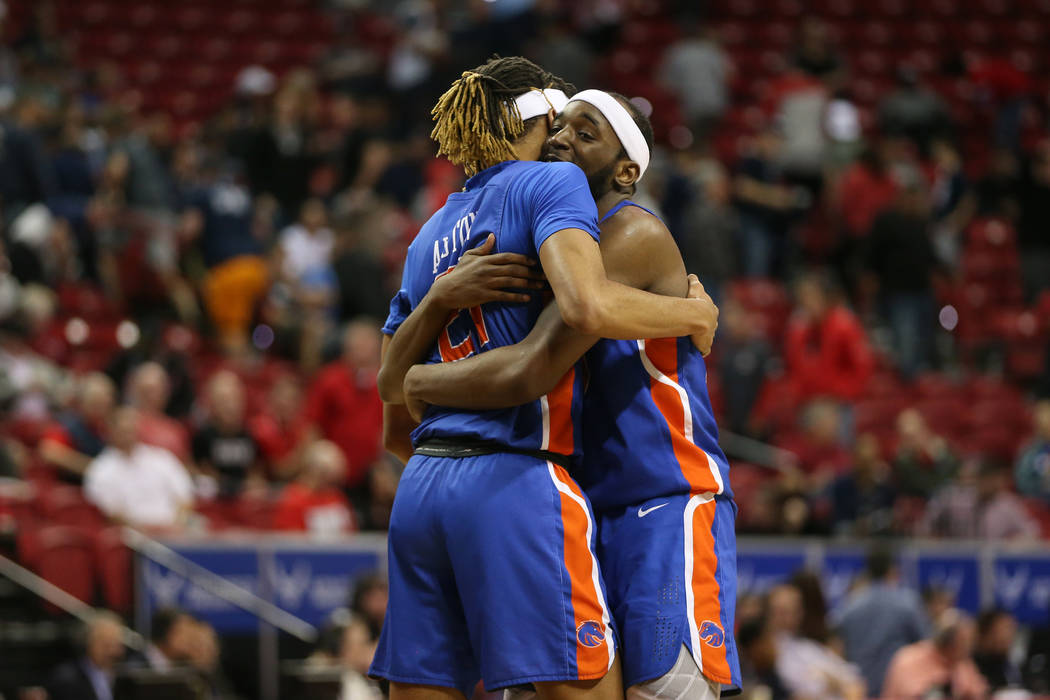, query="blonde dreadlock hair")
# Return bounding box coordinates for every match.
[431,56,575,177]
